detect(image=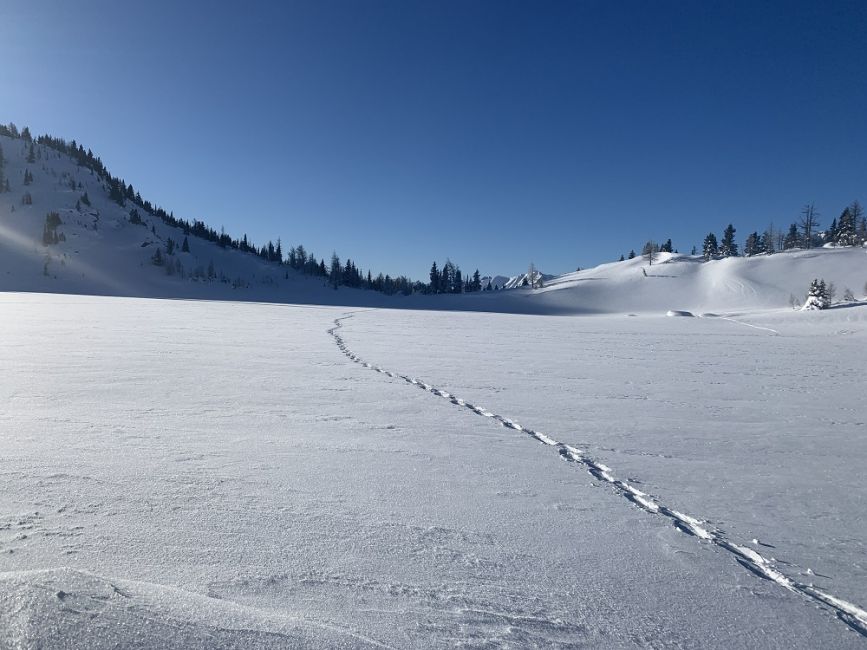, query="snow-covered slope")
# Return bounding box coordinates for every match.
[0,134,395,307]
[523,249,867,314]
[417,248,867,315]
[1,133,864,315]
